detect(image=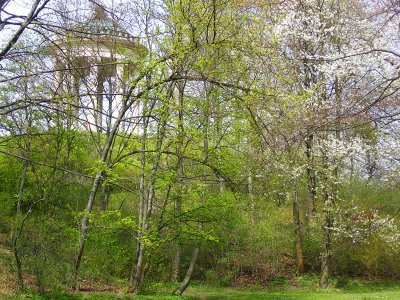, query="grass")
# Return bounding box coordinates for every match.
[185,277,400,299]
[4,294,191,300]
[0,244,17,298]
[186,285,400,299]
[4,277,400,300]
